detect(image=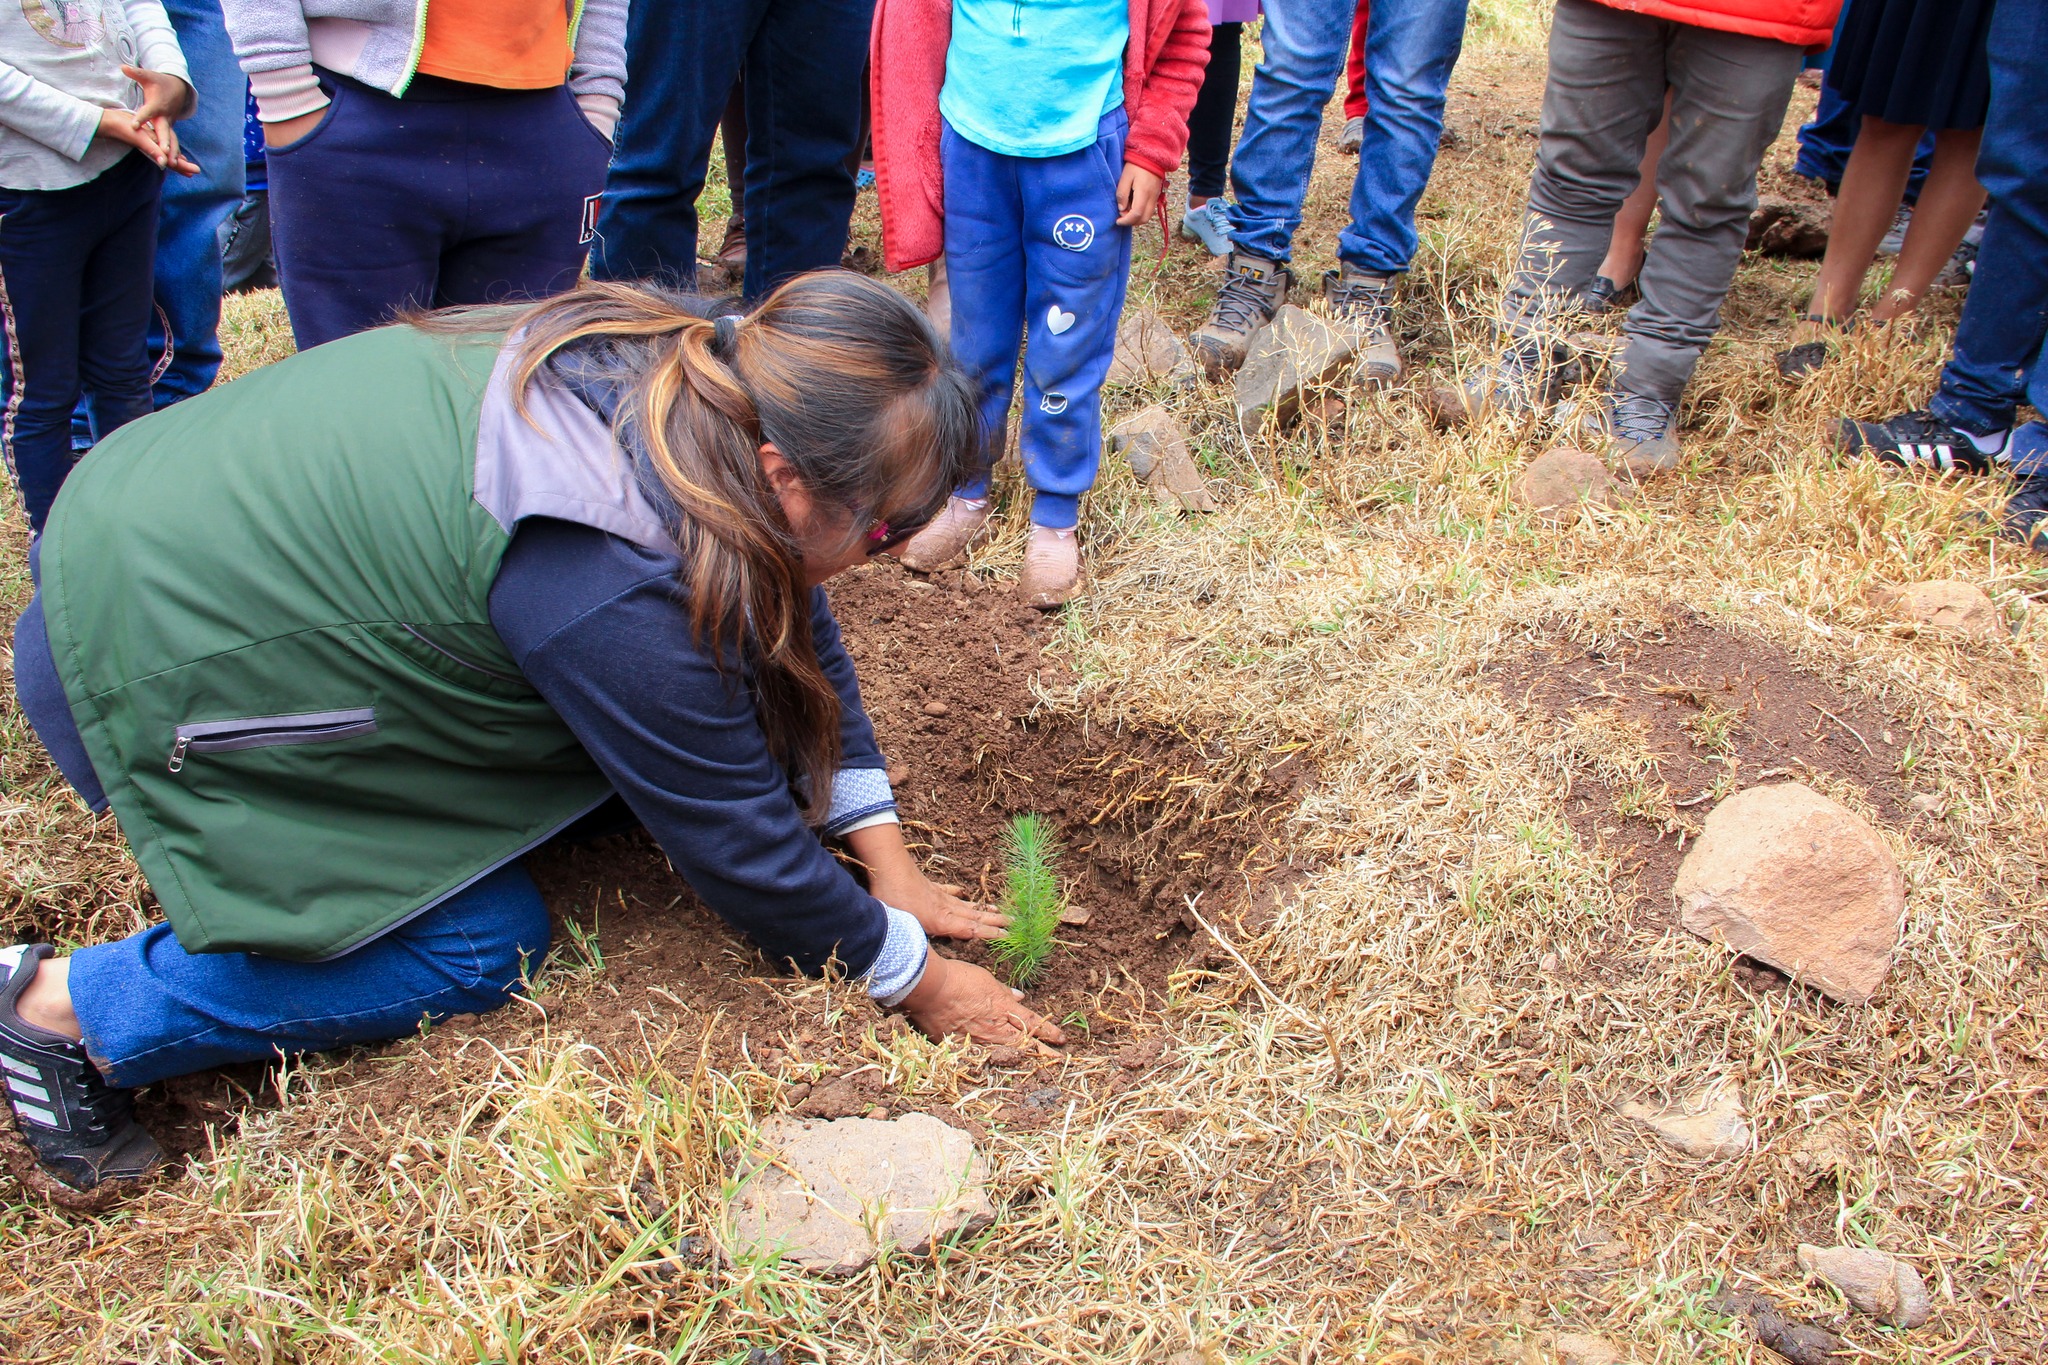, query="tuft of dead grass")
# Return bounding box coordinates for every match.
[3,21,2043,1365]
